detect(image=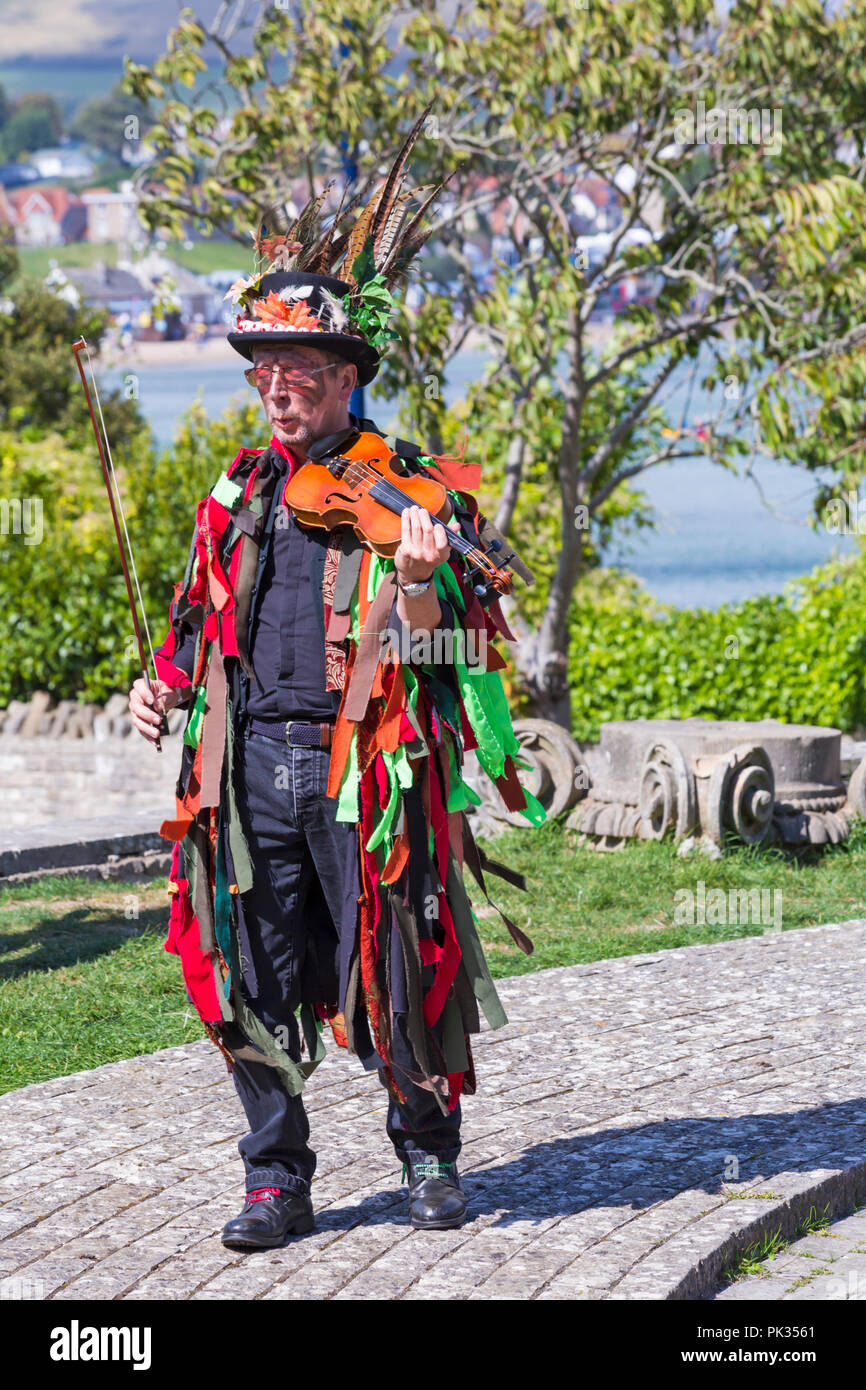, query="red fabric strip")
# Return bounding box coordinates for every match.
[164,847,221,1021]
